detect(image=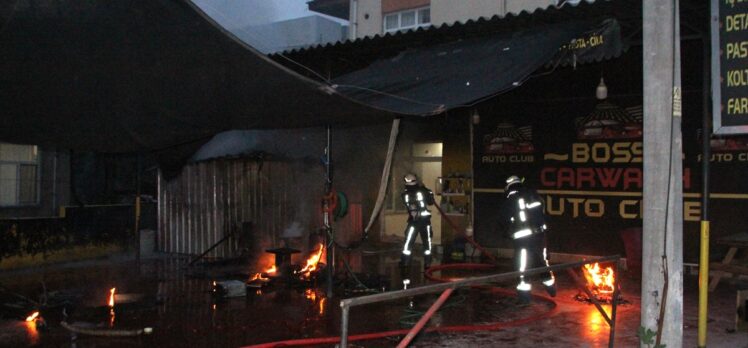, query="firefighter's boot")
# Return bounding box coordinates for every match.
[517,289,532,304]
[423,254,432,270]
[545,284,557,298]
